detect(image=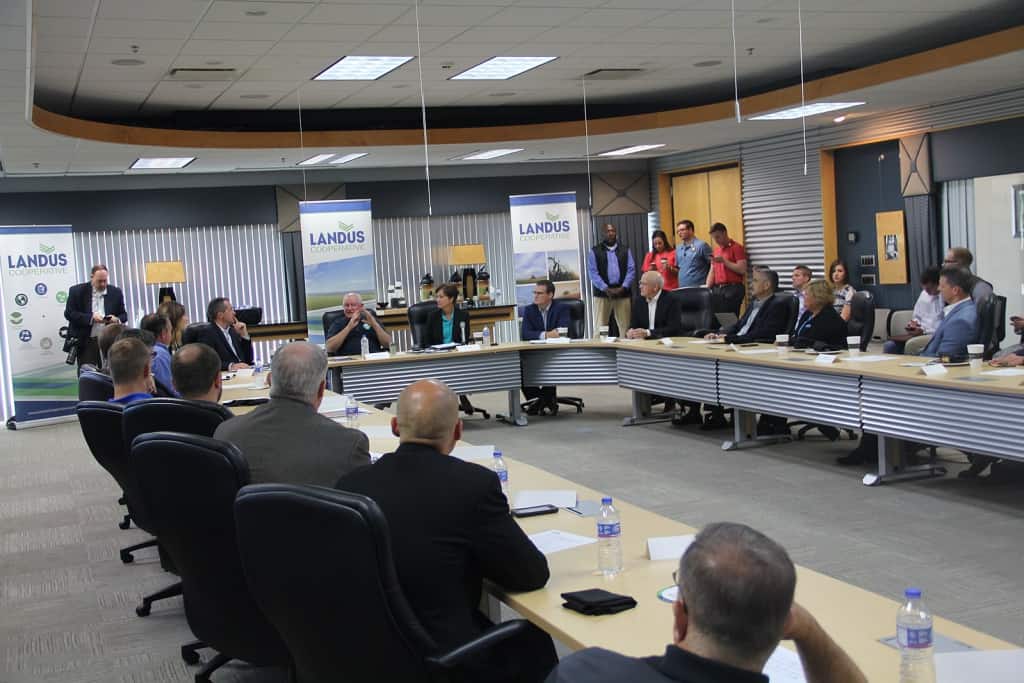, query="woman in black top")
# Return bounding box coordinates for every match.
[792,279,848,350]
[423,283,471,346]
